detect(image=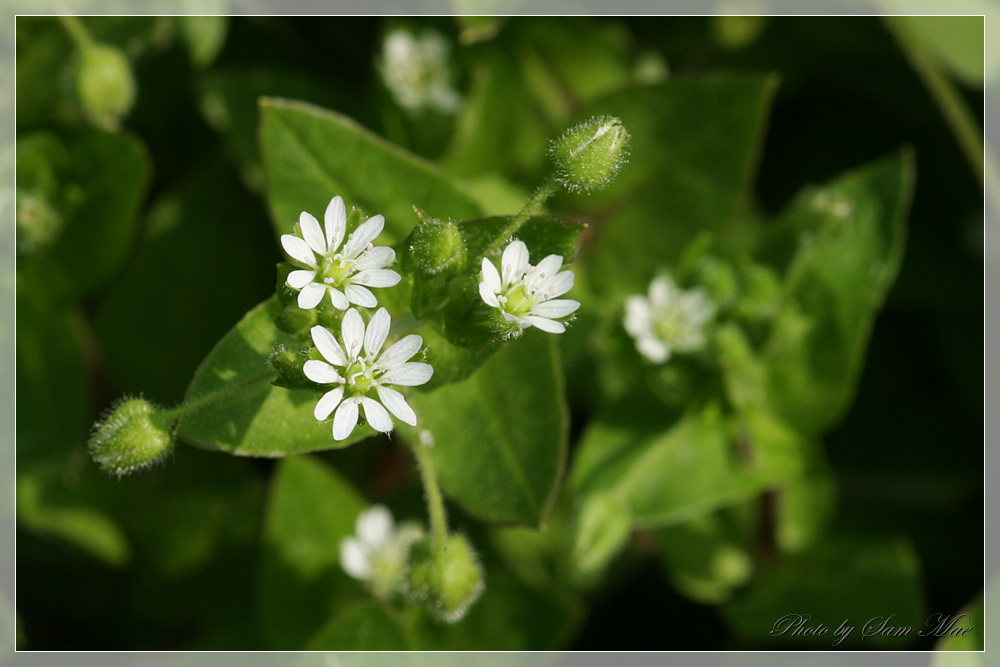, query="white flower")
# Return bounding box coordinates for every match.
[281,196,401,311]
[303,308,433,441]
[624,275,716,363]
[379,29,462,114]
[478,240,580,335]
[340,505,395,580]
